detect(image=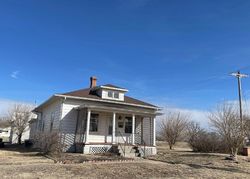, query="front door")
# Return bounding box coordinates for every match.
[115,115,133,143]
